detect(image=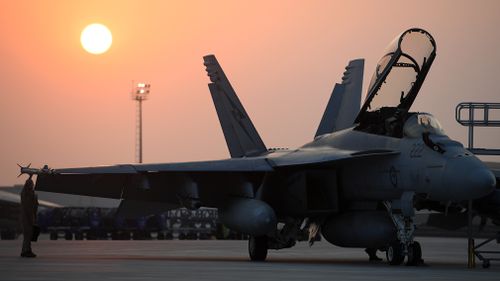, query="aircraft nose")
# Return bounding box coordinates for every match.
[443,157,496,201]
[464,167,496,197]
